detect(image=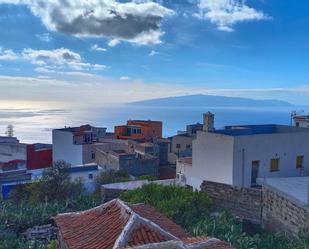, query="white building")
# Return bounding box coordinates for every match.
[293,115,309,128]
[52,125,107,166]
[180,113,309,190]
